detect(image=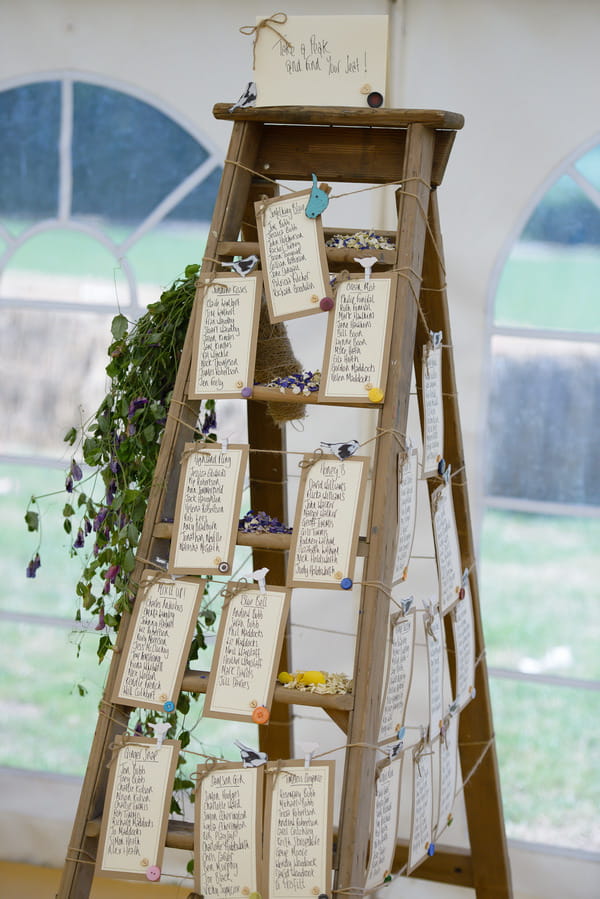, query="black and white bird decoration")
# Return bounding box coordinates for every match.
[233,739,268,768]
[320,439,360,461]
[229,82,257,112]
[221,254,259,276]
